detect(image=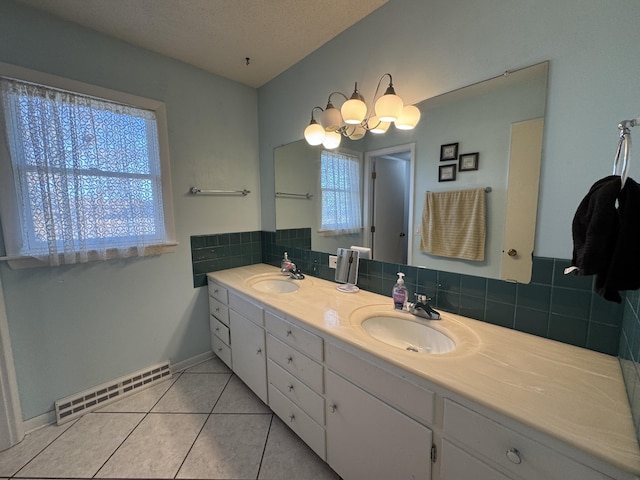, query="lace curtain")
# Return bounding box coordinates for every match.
[0,78,168,265]
[319,150,362,235]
